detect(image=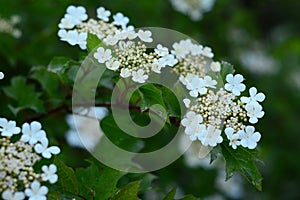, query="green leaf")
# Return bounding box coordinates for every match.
[163,188,176,200]
[3,76,45,115]
[111,181,141,200]
[179,195,198,200]
[139,84,166,112]
[220,143,263,191]
[87,33,102,52]
[30,66,65,106]
[210,145,221,164]
[138,173,157,193]
[47,57,70,75]
[220,61,235,81]
[118,173,157,193]
[163,188,197,200]
[53,158,80,196]
[161,87,181,118]
[100,114,145,152]
[75,159,125,200]
[47,191,61,200]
